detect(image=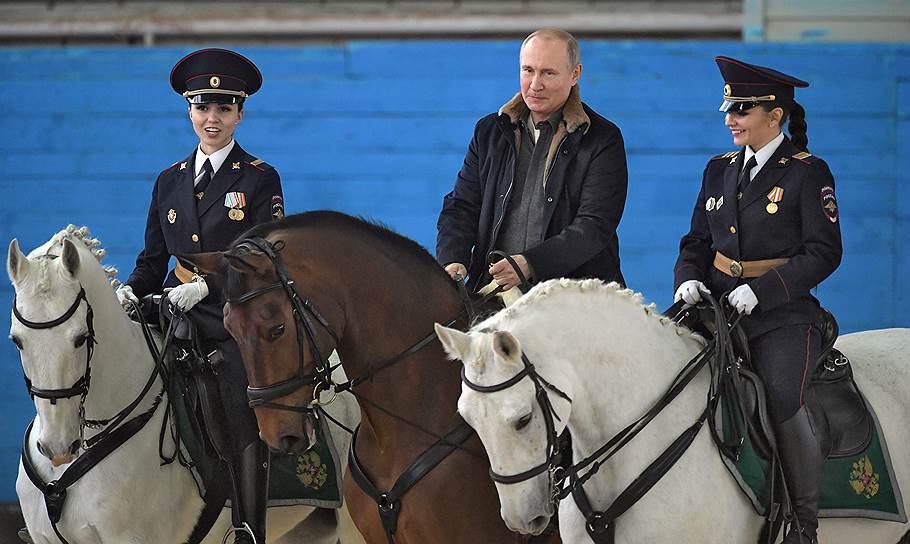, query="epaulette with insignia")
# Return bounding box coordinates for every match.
[792,151,815,163]
[246,158,272,171]
[160,160,184,175]
[712,150,739,161]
